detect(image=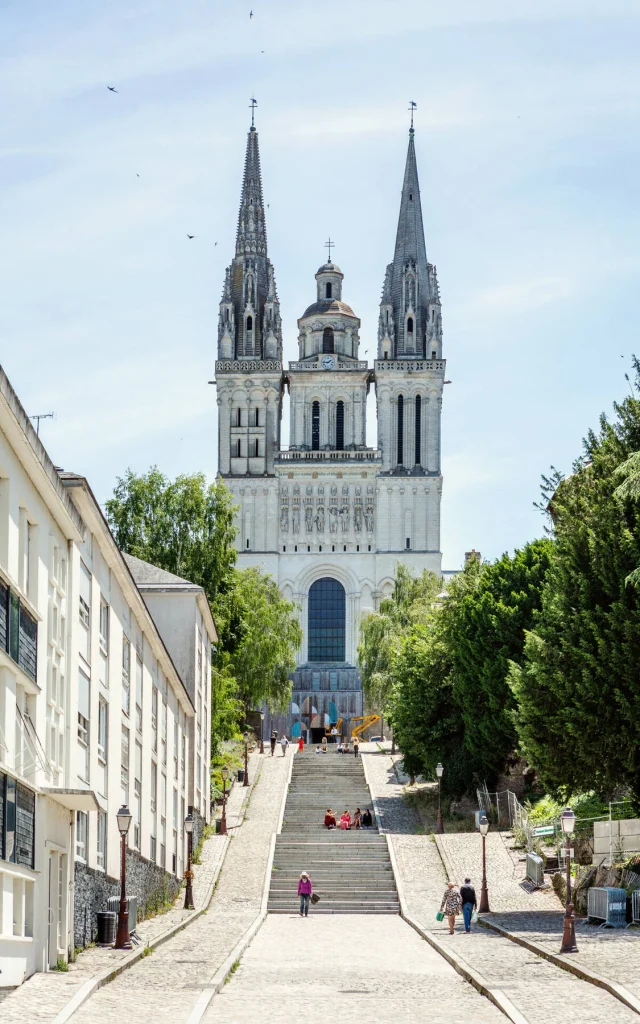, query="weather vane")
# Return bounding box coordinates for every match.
[408,100,417,131]
[249,96,258,128]
[325,237,334,262]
